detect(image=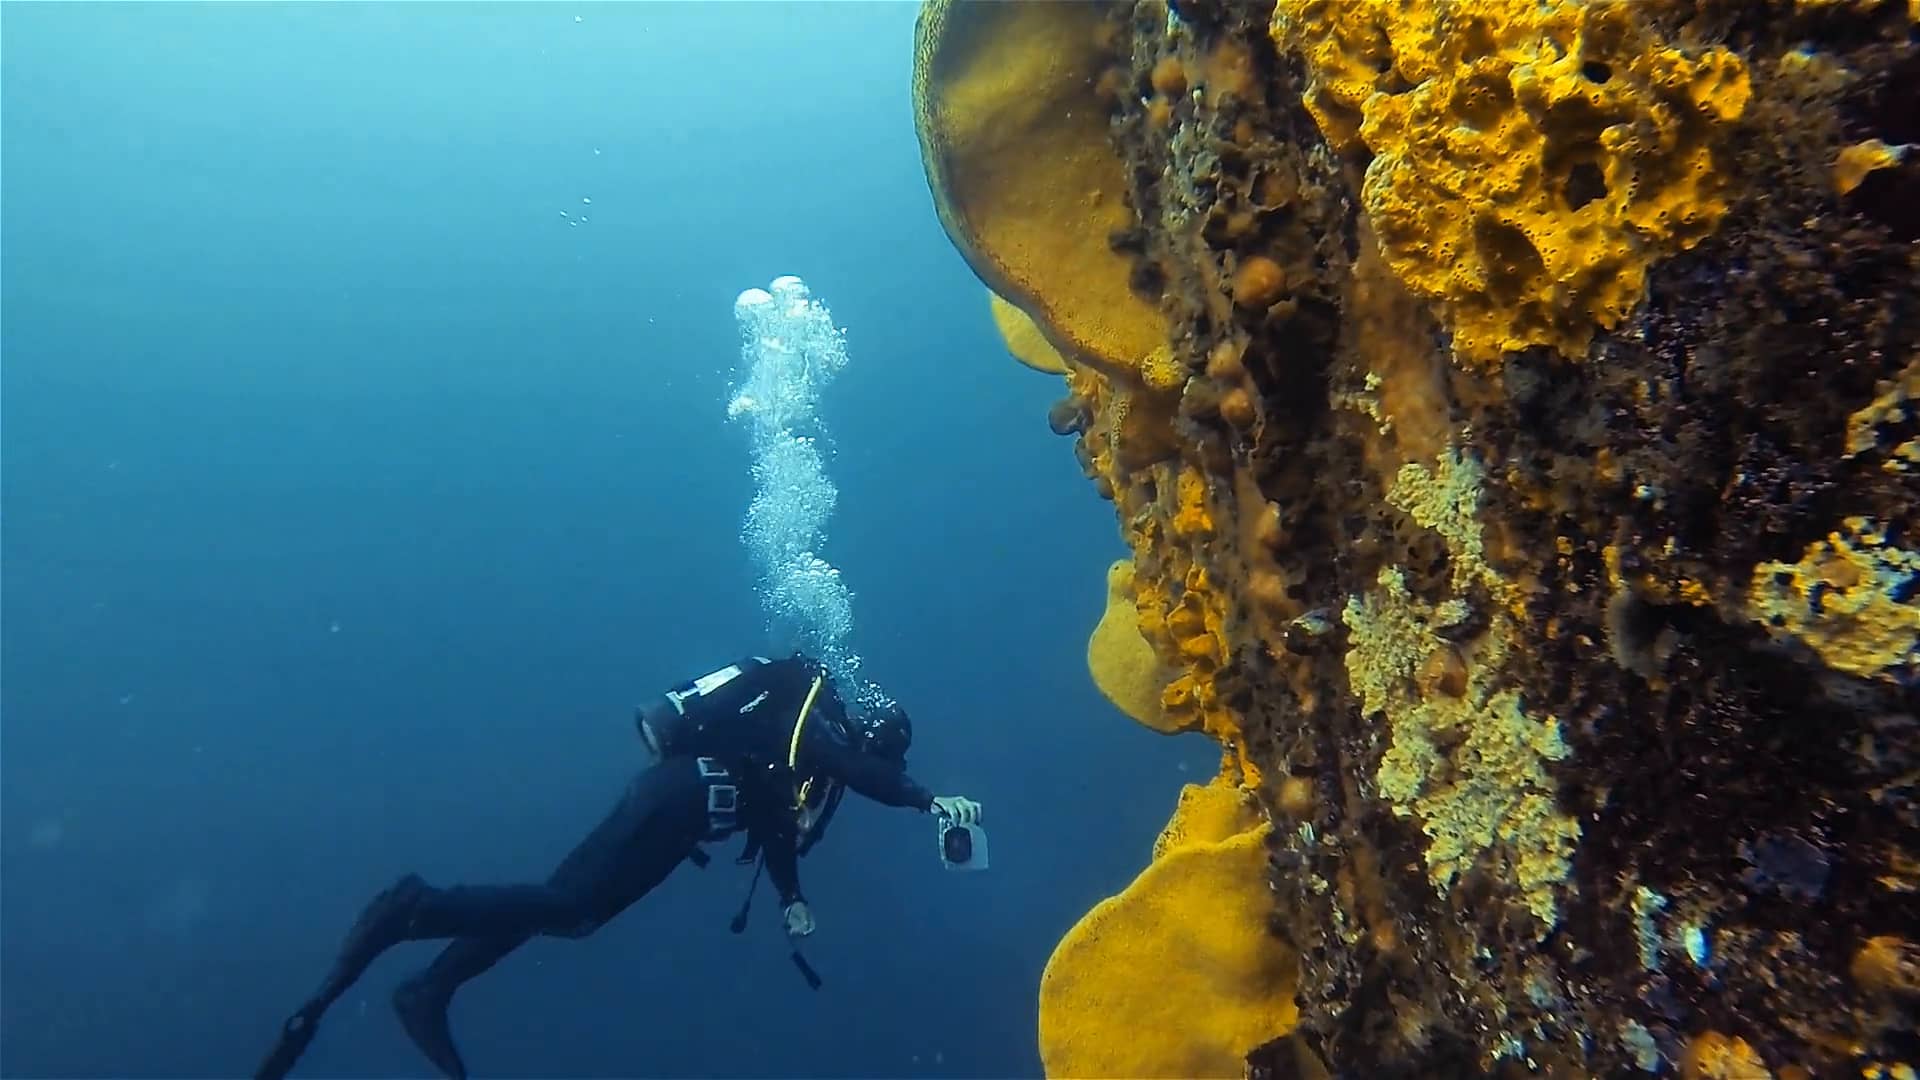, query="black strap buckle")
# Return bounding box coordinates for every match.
[697,757,738,838]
